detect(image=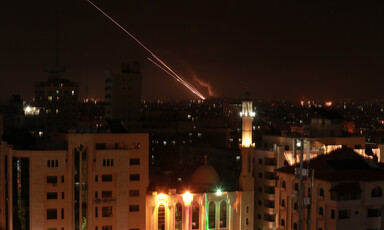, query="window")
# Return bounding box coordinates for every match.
[129,205,139,212]
[294,202,298,211]
[220,201,227,228]
[102,206,112,217]
[175,203,182,230]
[103,159,114,167]
[95,207,98,218]
[319,207,323,216]
[47,209,57,219]
[130,158,140,165]
[130,174,140,181]
[61,208,64,219]
[293,222,298,230]
[338,209,351,219]
[102,191,112,198]
[47,192,58,199]
[61,176,64,183]
[102,175,112,182]
[294,183,299,191]
[282,180,286,188]
[192,202,199,229]
[258,200,262,206]
[209,201,216,228]
[129,190,140,197]
[331,191,361,201]
[367,208,381,218]
[319,188,324,197]
[158,204,165,230]
[102,226,112,230]
[281,199,285,207]
[258,173,262,178]
[331,209,335,219]
[47,176,58,184]
[281,219,285,226]
[95,175,98,182]
[259,159,263,164]
[372,187,382,197]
